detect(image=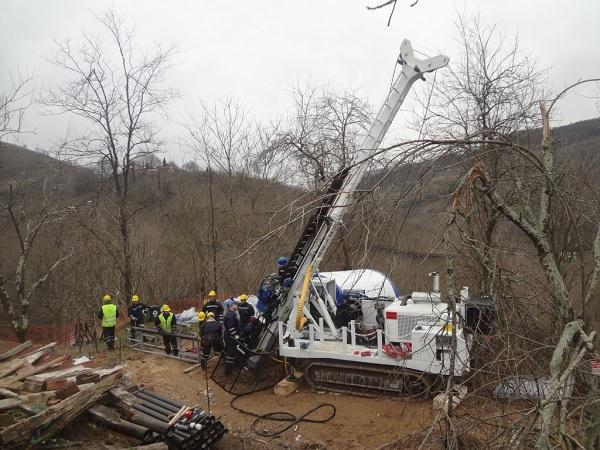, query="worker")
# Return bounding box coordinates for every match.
[128,294,147,338]
[98,294,119,350]
[155,304,179,356]
[237,294,254,329]
[196,311,206,337]
[241,316,262,348]
[202,290,224,320]
[278,256,288,279]
[201,311,223,369]
[223,302,244,375]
